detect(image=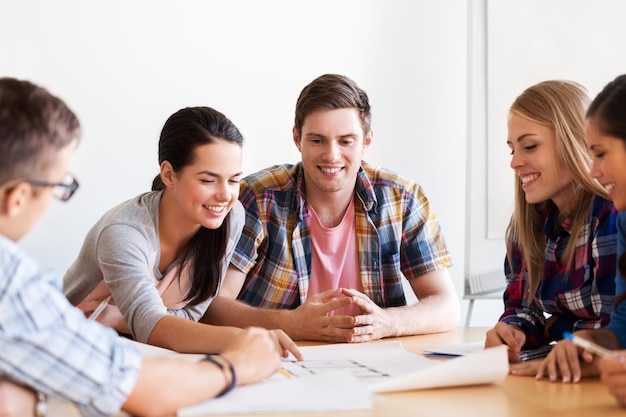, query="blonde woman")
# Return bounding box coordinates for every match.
[484,80,619,381]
